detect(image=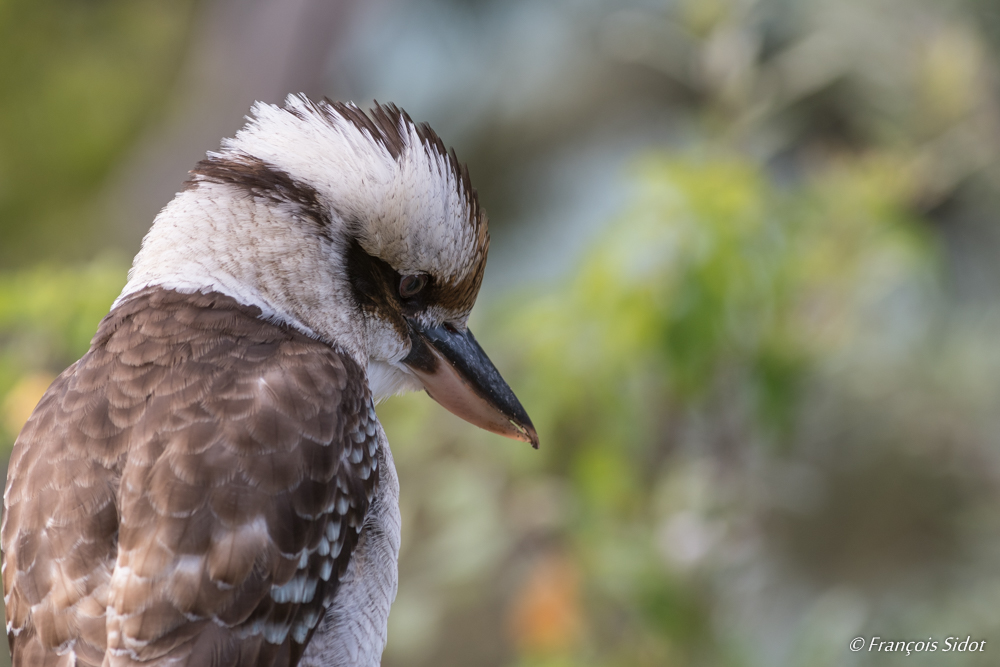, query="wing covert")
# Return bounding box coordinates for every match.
[3,288,380,667]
